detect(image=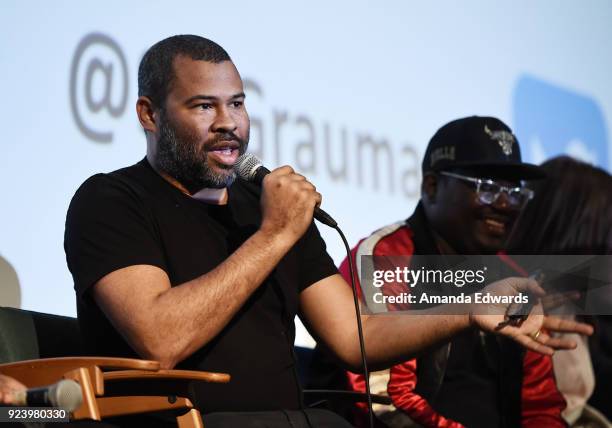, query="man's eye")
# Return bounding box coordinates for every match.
[509,189,524,198]
[232,101,243,108]
[198,103,213,110]
[480,183,499,193]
